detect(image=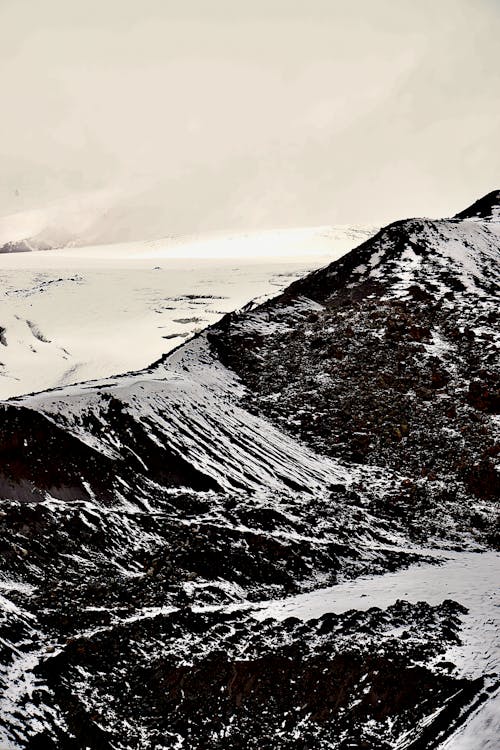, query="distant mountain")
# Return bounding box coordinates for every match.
[0,194,108,252]
[0,239,32,253]
[0,192,377,254]
[0,215,376,255]
[0,193,498,749]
